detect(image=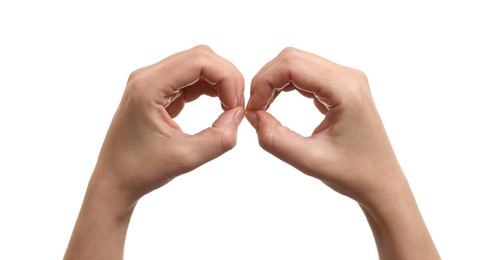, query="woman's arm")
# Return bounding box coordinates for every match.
[64,45,245,260]
[246,47,440,259]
